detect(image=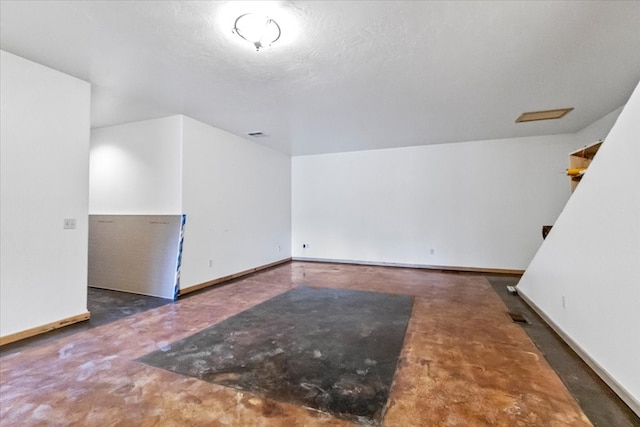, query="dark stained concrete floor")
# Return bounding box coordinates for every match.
[140,286,413,423]
[0,262,637,426]
[487,275,639,427]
